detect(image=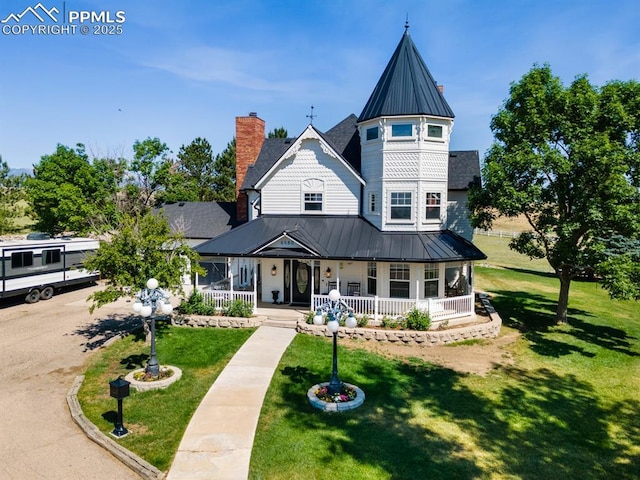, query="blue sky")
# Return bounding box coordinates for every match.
[1,0,639,170]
